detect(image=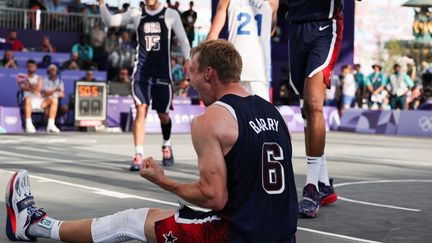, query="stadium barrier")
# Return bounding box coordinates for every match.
[338,109,432,137]
[0,7,101,33]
